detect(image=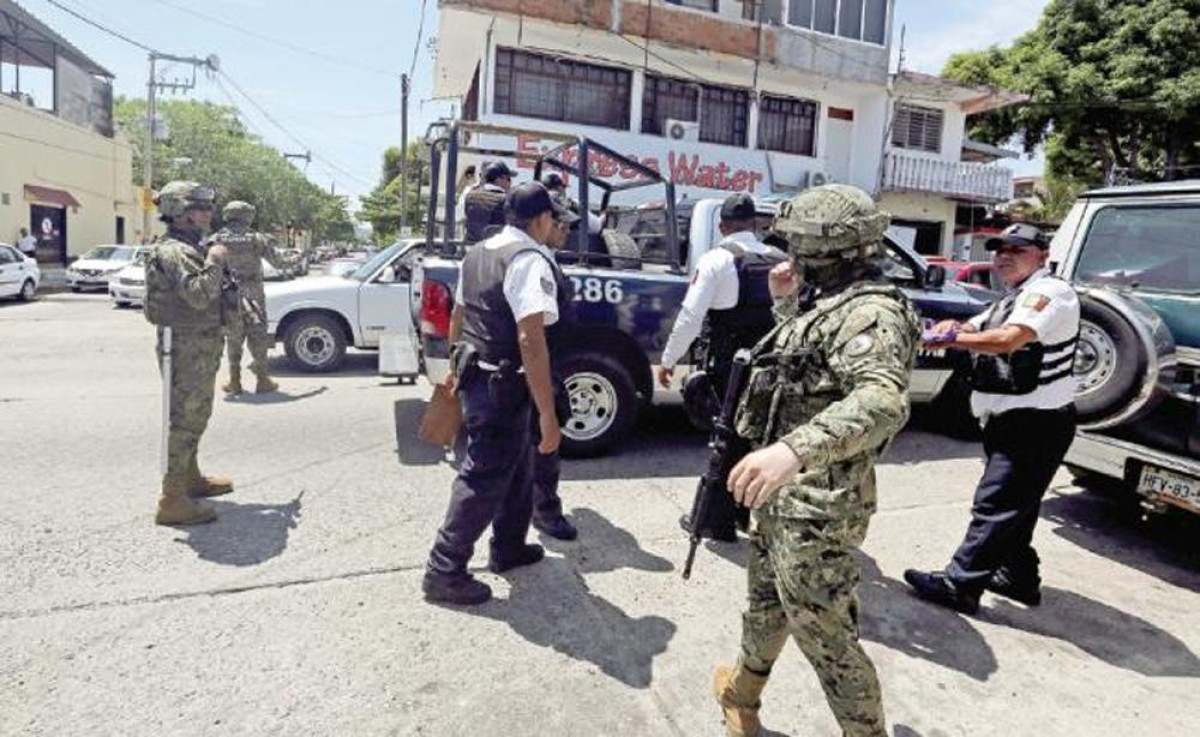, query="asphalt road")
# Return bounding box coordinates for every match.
[1,292,1198,737]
